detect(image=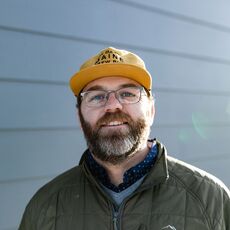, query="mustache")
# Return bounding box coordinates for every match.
[96,111,133,127]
